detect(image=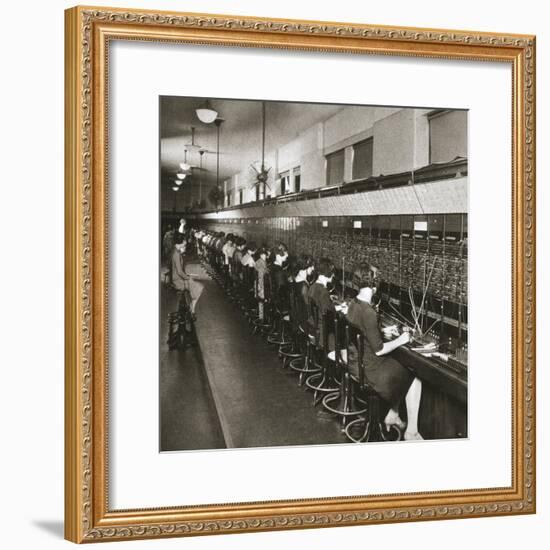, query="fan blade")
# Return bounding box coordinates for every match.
[197,149,230,155]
